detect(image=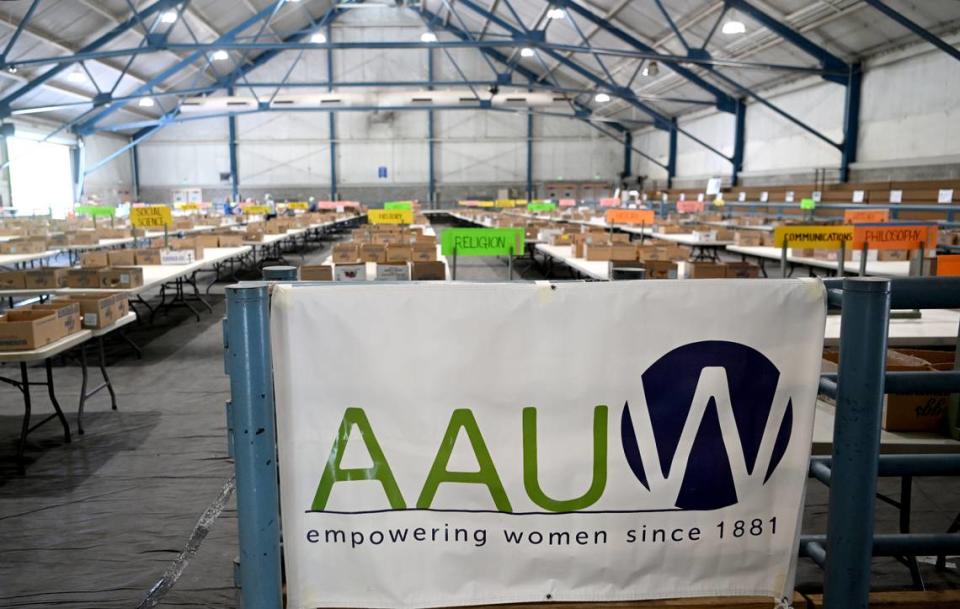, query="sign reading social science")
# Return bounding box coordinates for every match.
[270,280,826,609]
[130,205,172,228]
